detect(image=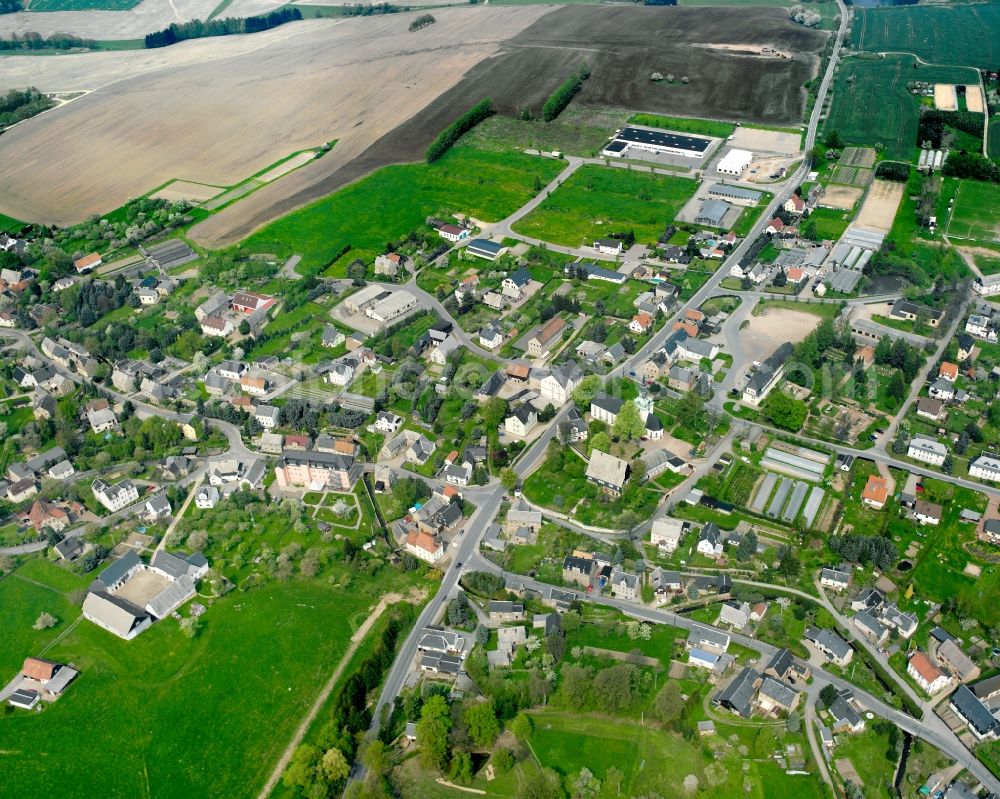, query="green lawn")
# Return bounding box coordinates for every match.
[805,206,850,240]
[459,110,627,158]
[823,56,978,160]
[511,164,698,248]
[1,559,393,799]
[242,145,564,275]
